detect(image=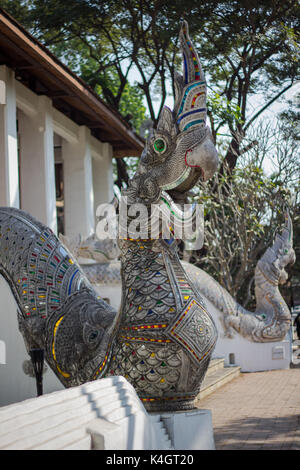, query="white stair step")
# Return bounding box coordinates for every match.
[207,358,225,374]
[197,365,241,401]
